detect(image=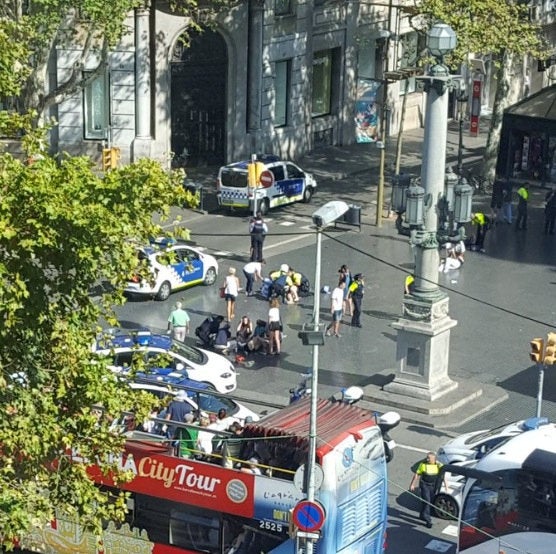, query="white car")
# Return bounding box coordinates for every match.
[128,382,259,426]
[125,239,218,301]
[95,330,237,394]
[436,416,549,465]
[433,460,476,520]
[217,155,317,215]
